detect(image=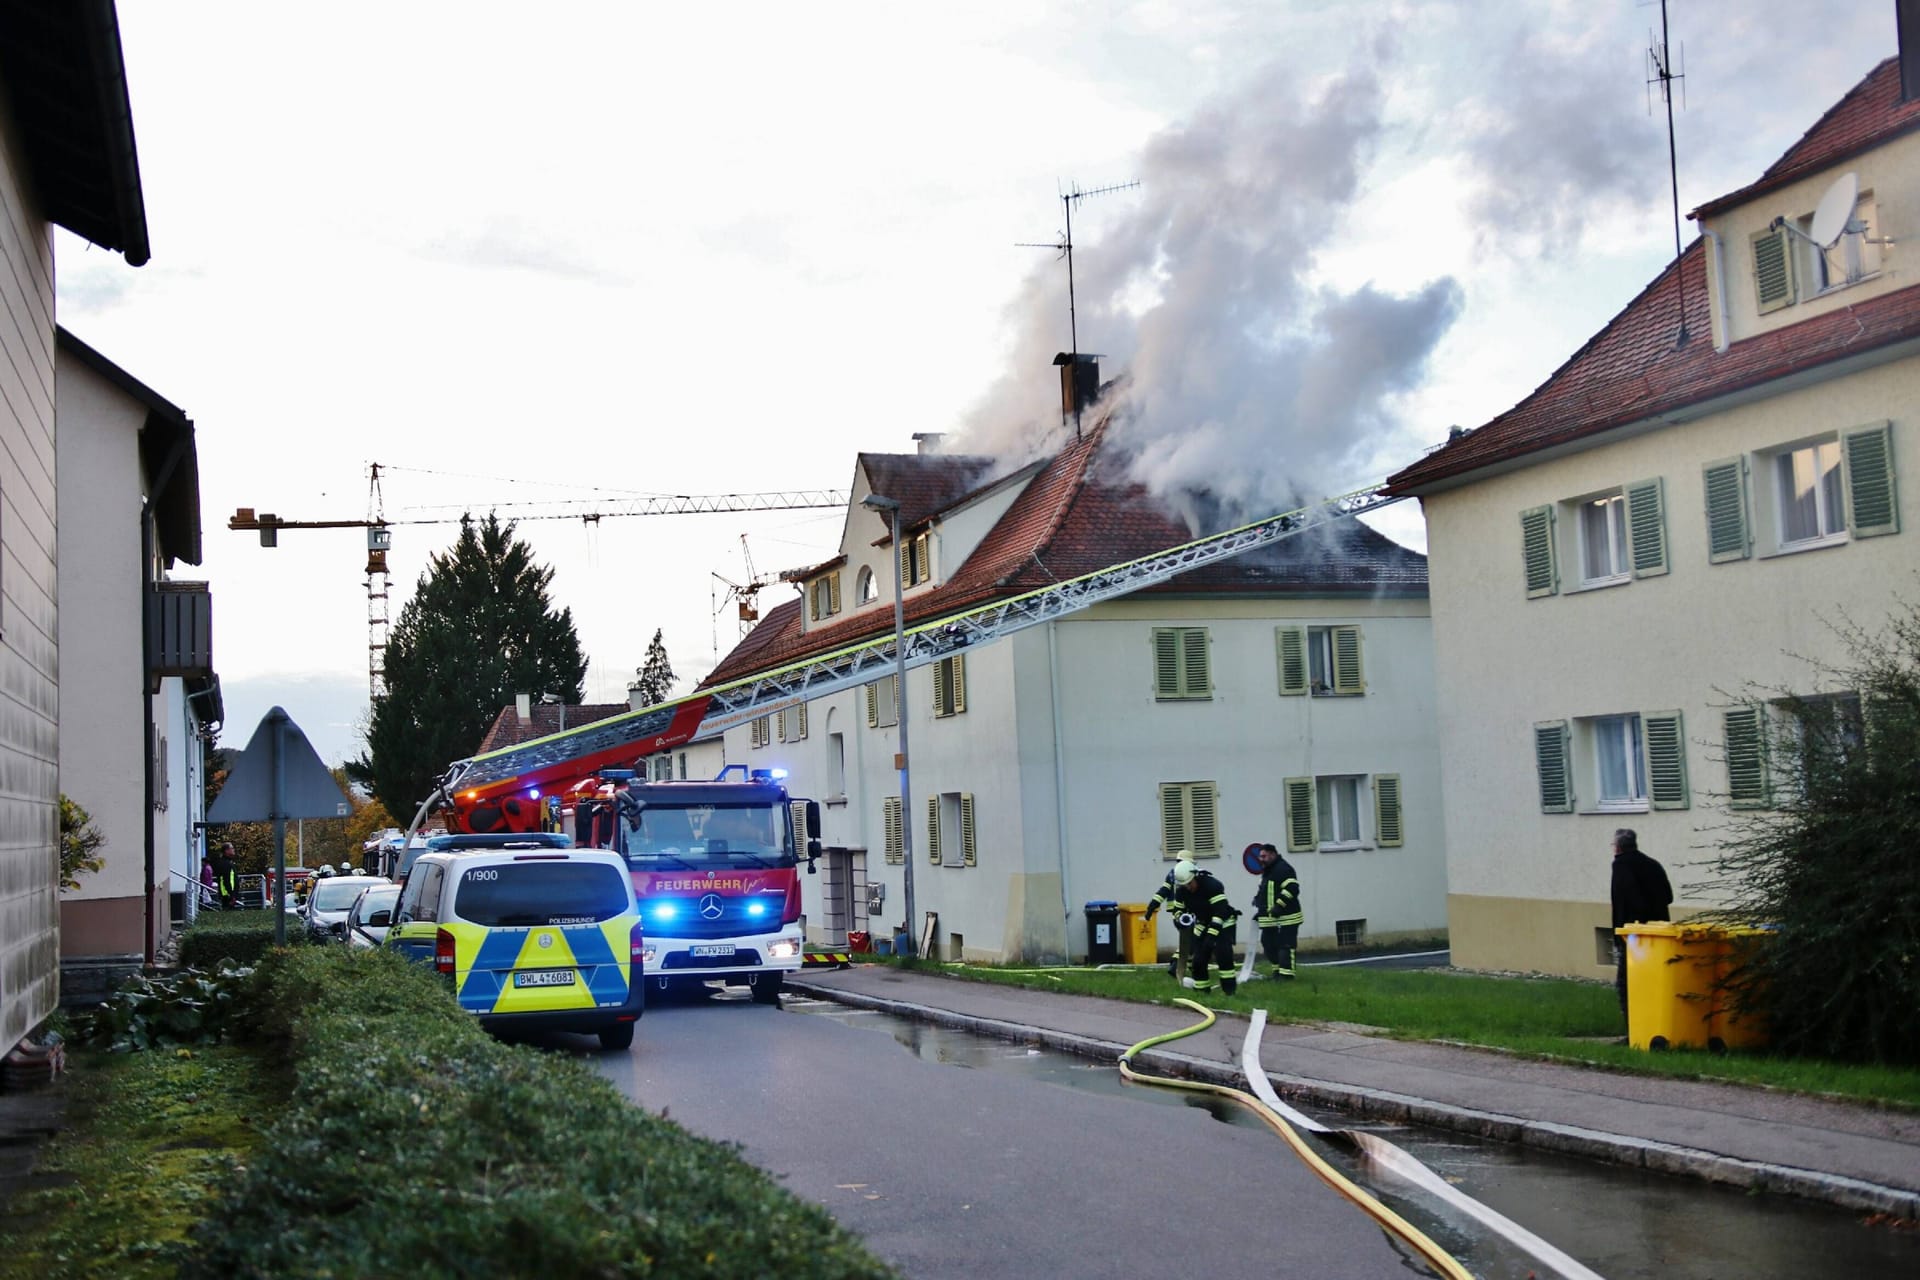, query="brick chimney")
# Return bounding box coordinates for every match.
[1053,352,1100,425]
